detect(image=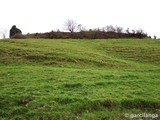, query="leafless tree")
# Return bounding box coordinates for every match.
[125,28,130,34]
[104,25,116,32]
[132,29,135,34]
[77,24,82,32]
[136,29,144,34]
[0,28,7,39]
[115,26,123,33]
[64,19,77,33]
